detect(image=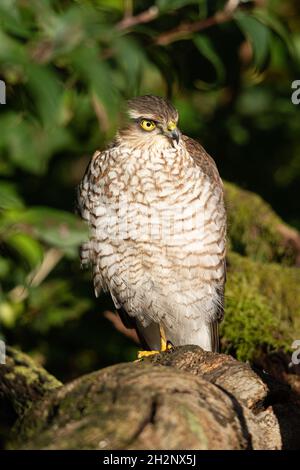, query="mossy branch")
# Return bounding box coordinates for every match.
[0,346,61,419]
[225,182,300,266]
[3,346,300,450]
